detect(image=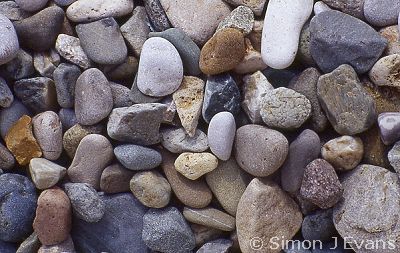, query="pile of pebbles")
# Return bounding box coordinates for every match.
[0,0,400,252]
